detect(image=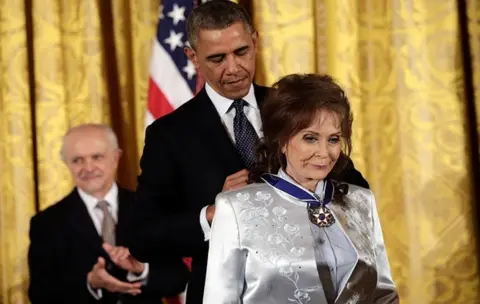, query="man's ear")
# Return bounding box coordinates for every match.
[115,148,123,161]
[184,47,199,68]
[252,30,259,52]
